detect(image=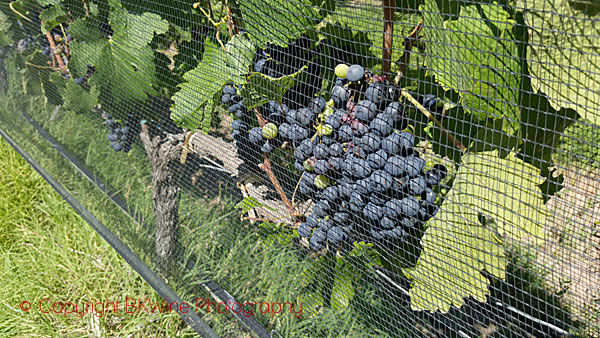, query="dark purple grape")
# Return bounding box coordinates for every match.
[333,212,349,224]
[328,156,342,171]
[331,85,350,107]
[221,94,231,104]
[365,82,387,104]
[288,124,309,141]
[309,97,326,113]
[327,226,346,244]
[408,176,427,195]
[278,123,291,139]
[383,199,402,218]
[363,202,383,221]
[380,216,396,229]
[286,109,298,124]
[422,188,436,205]
[298,222,314,237]
[338,124,353,141]
[314,159,331,175]
[261,141,274,153]
[231,120,247,131]
[367,149,388,169]
[400,197,419,218]
[249,127,264,144]
[346,64,365,82]
[370,170,393,192]
[313,143,329,159]
[370,113,394,137]
[314,201,331,217]
[321,186,339,202]
[349,192,367,211]
[352,158,372,178]
[325,111,343,129]
[296,108,315,126]
[405,156,426,177]
[355,100,377,122]
[384,156,407,177]
[329,143,344,157]
[369,191,388,205]
[360,133,381,153]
